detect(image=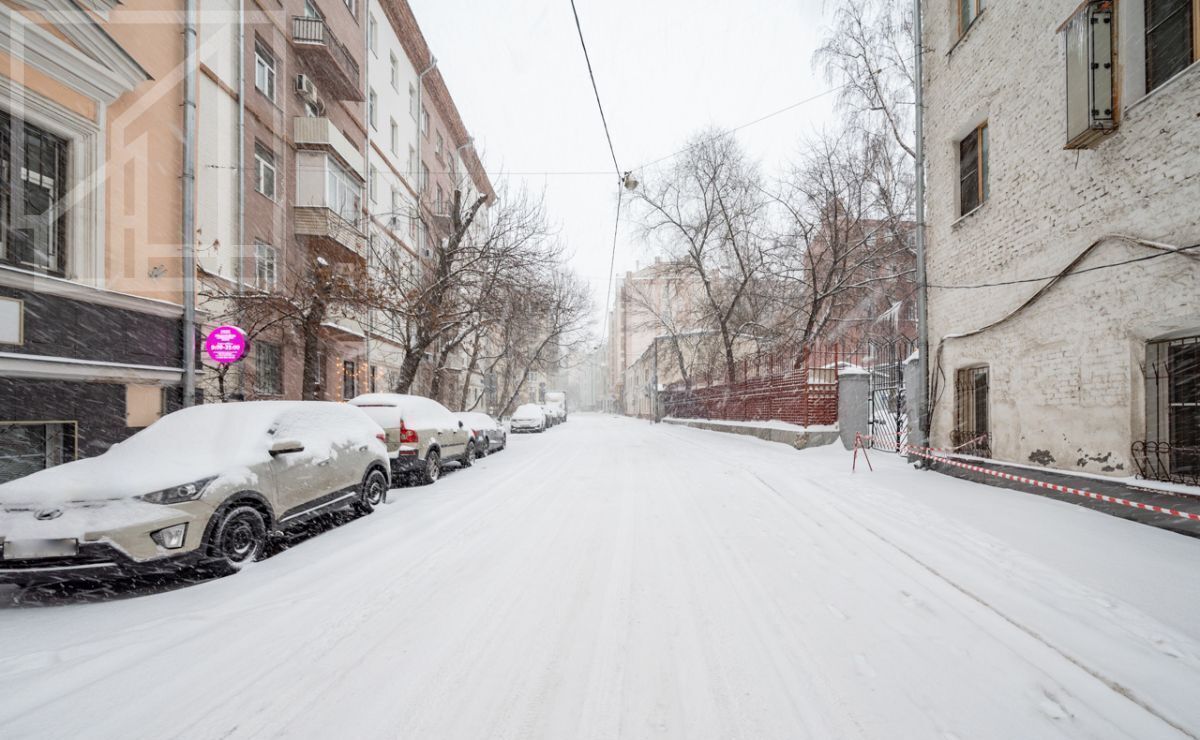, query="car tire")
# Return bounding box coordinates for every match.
[207,505,267,575]
[478,437,489,457]
[357,468,388,514]
[462,442,476,468]
[420,449,441,485]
